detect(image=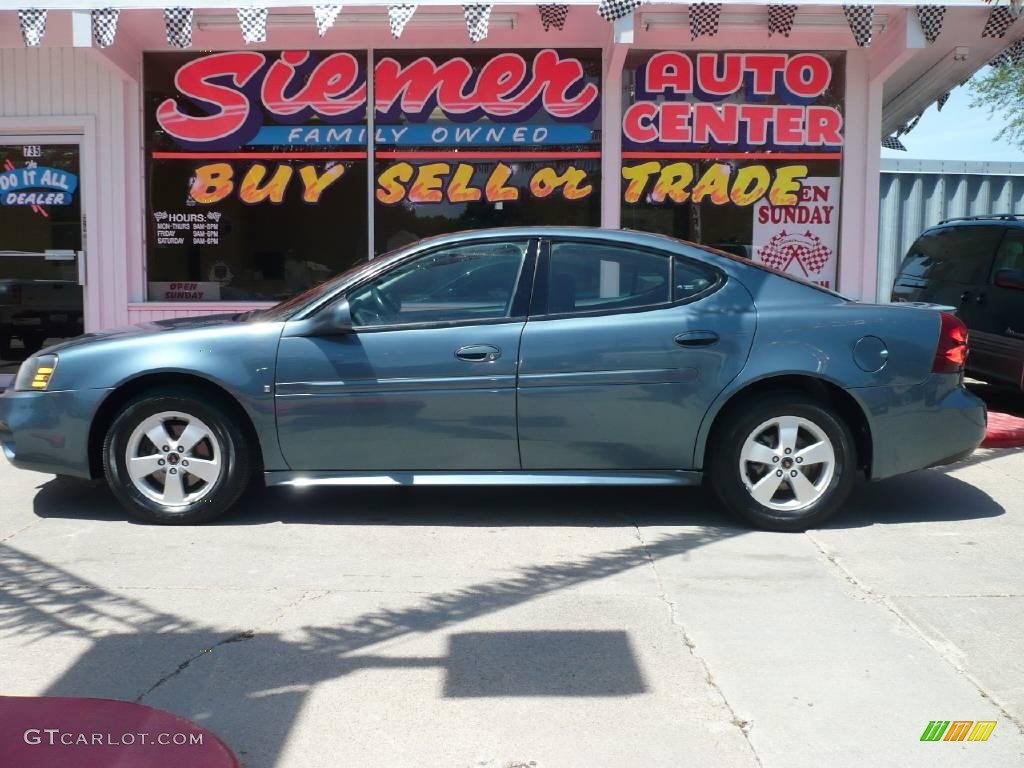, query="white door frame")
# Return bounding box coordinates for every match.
[0,116,98,331]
